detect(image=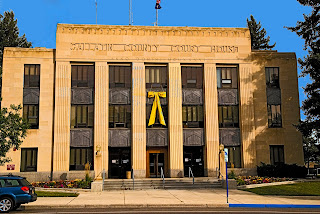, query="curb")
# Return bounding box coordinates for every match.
[229,204,320,208]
